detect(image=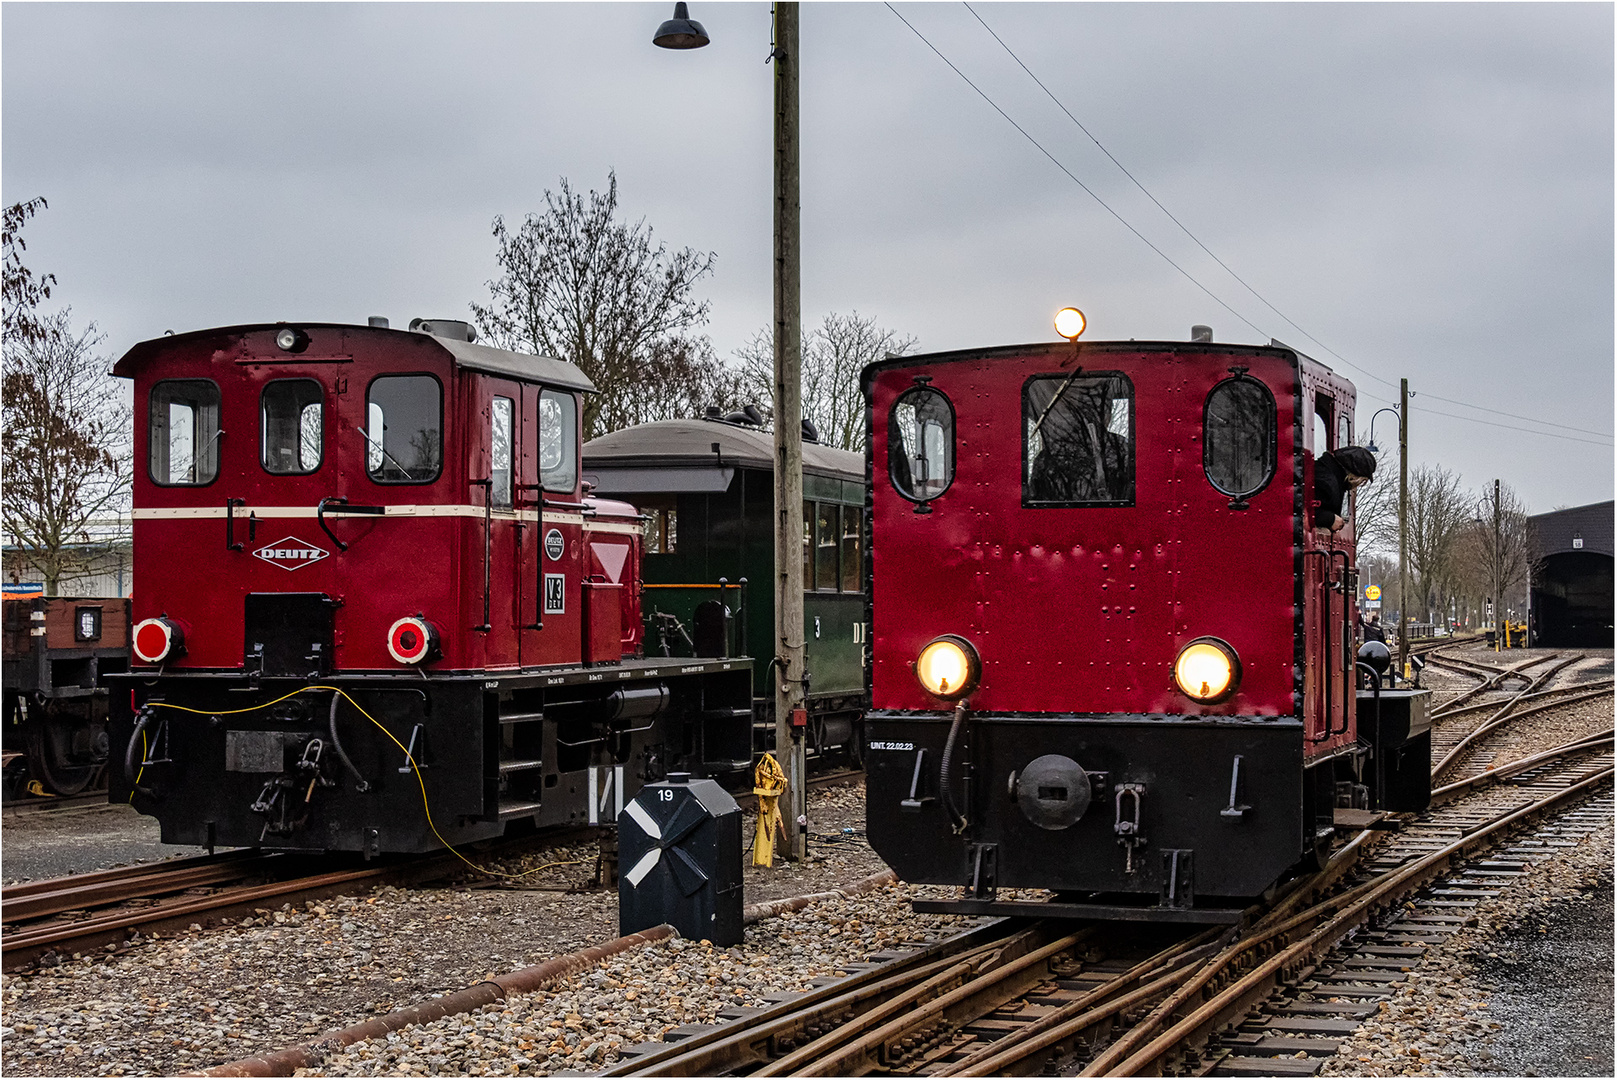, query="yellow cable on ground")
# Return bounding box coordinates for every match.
[143,687,589,881]
[752,752,788,867]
